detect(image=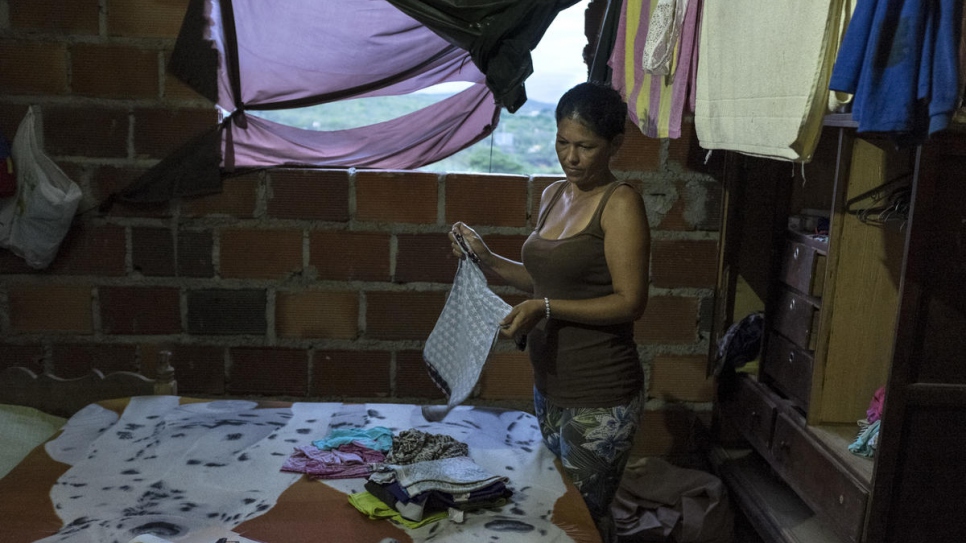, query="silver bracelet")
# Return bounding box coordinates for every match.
[544,297,551,320]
